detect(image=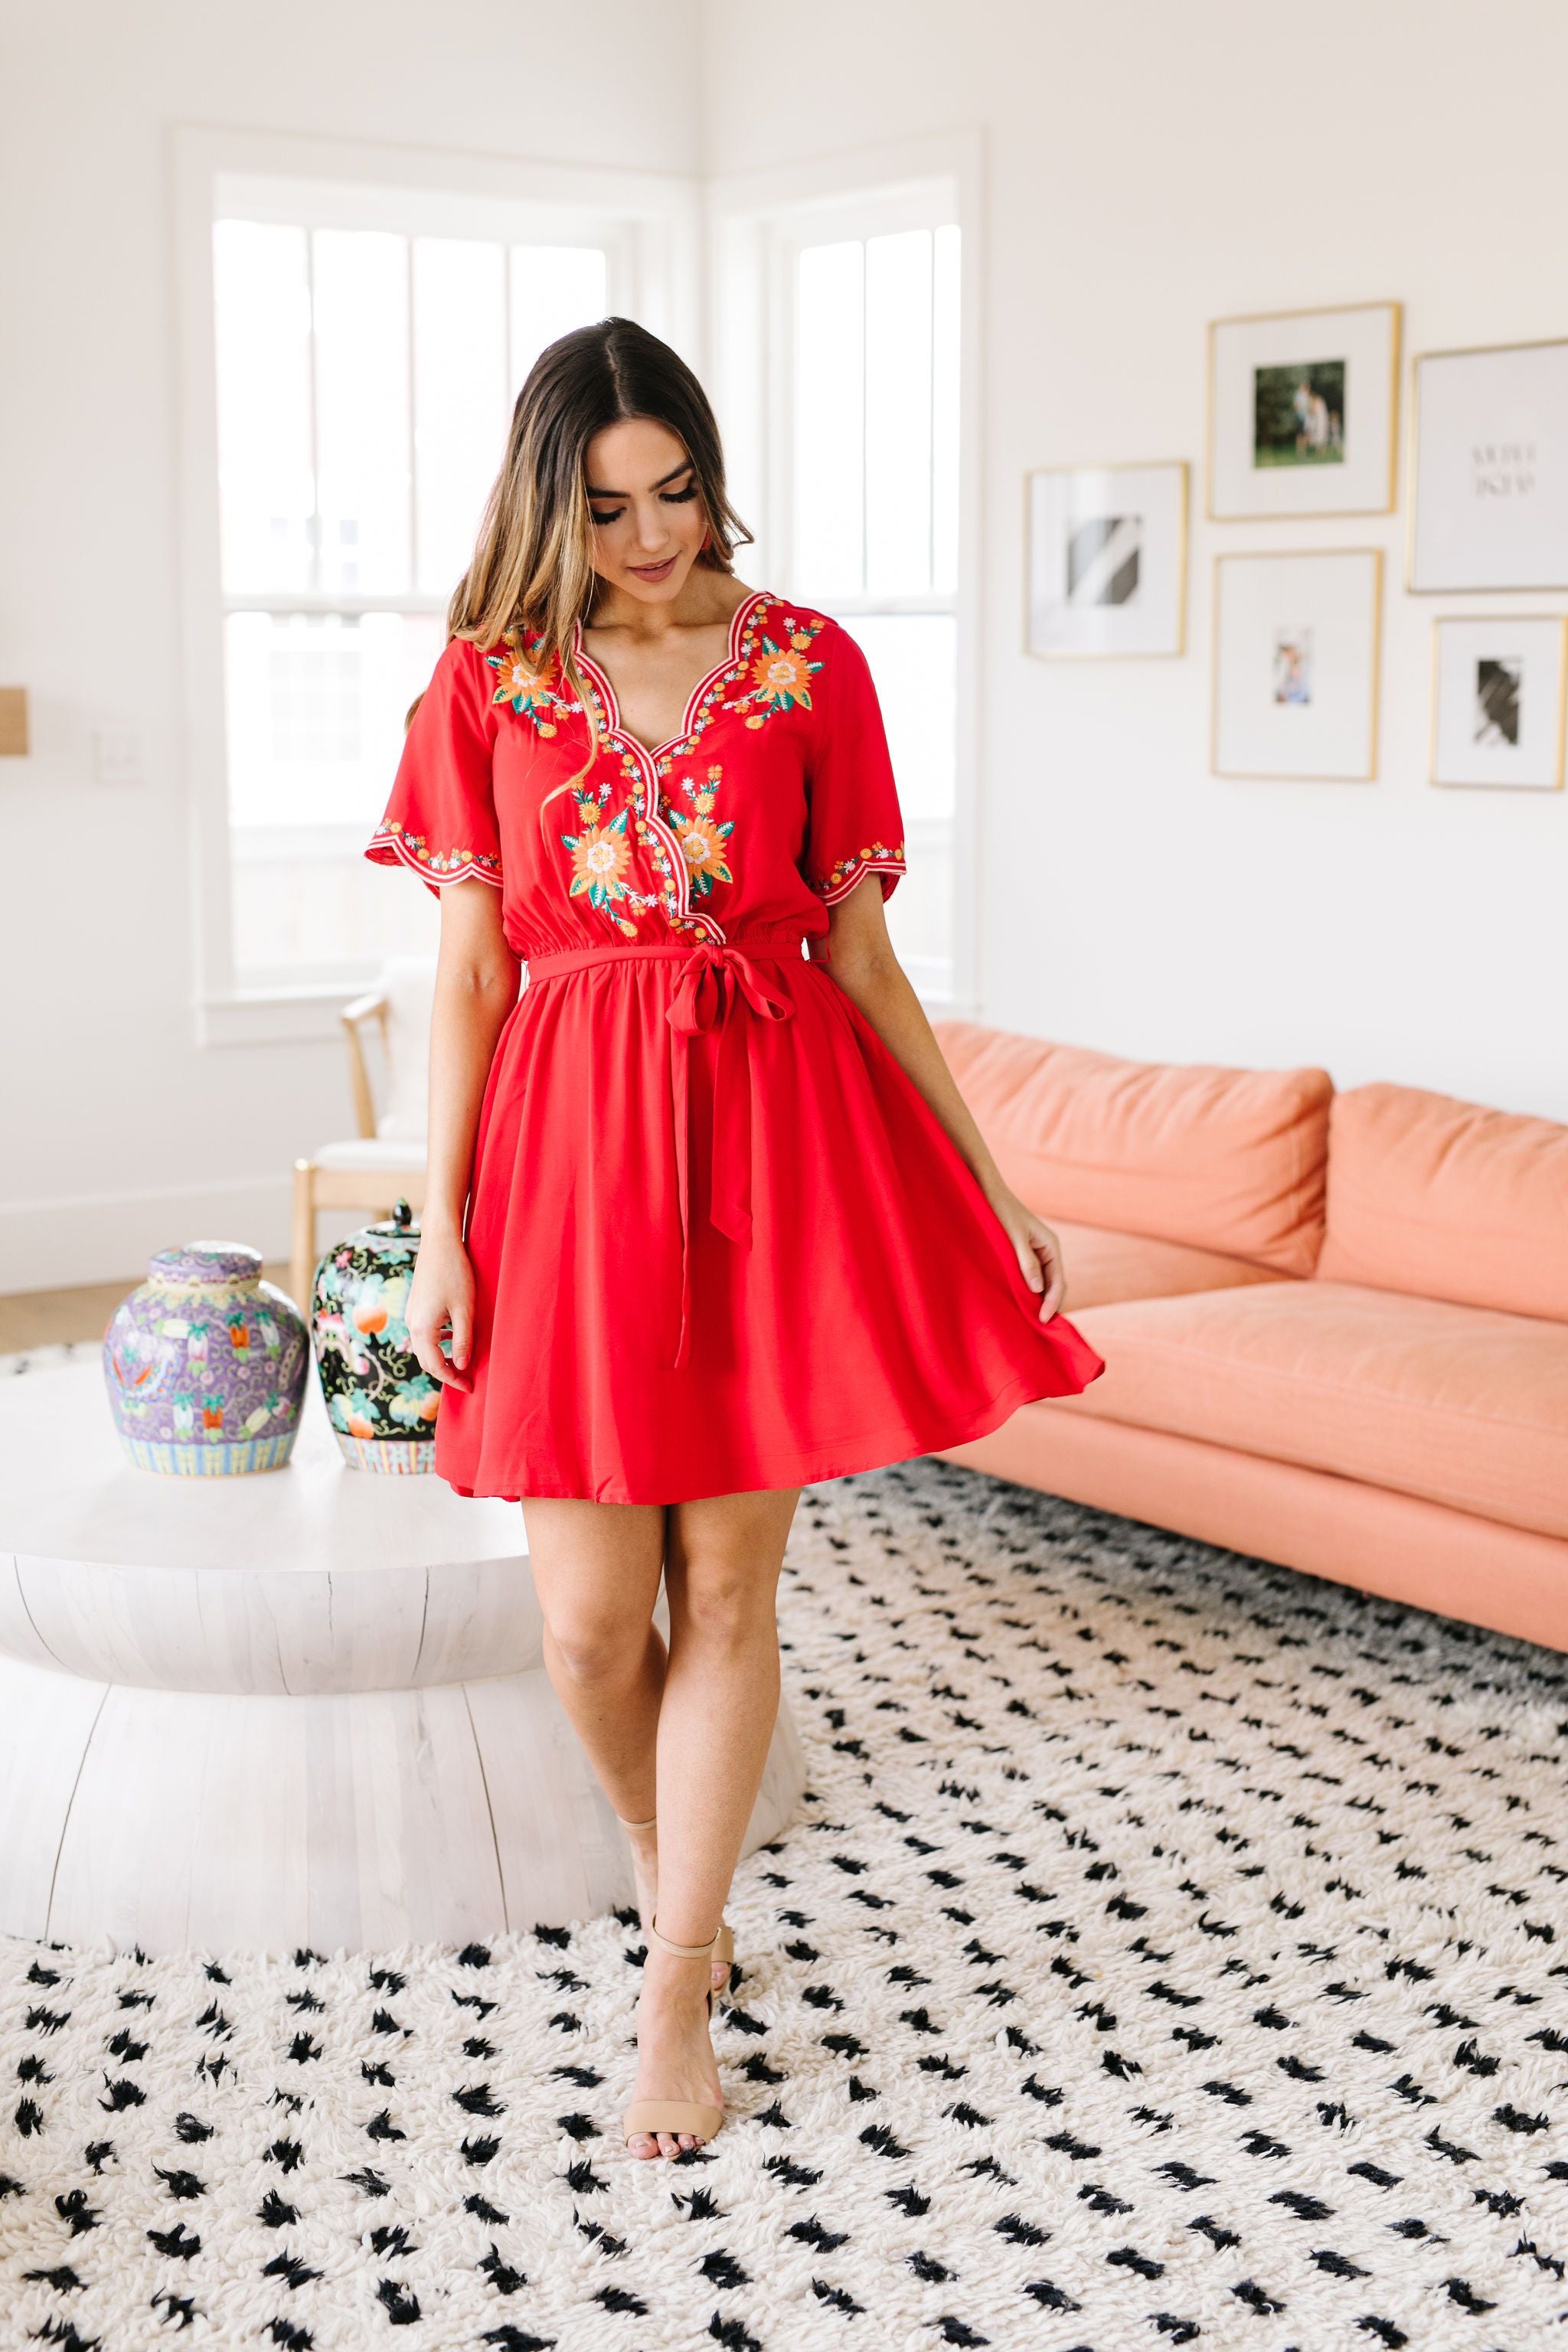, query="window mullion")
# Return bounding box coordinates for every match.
[501,238,513,420]
[305,229,322,595]
[405,236,419,598]
[859,243,869,598]
[927,231,936,595]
